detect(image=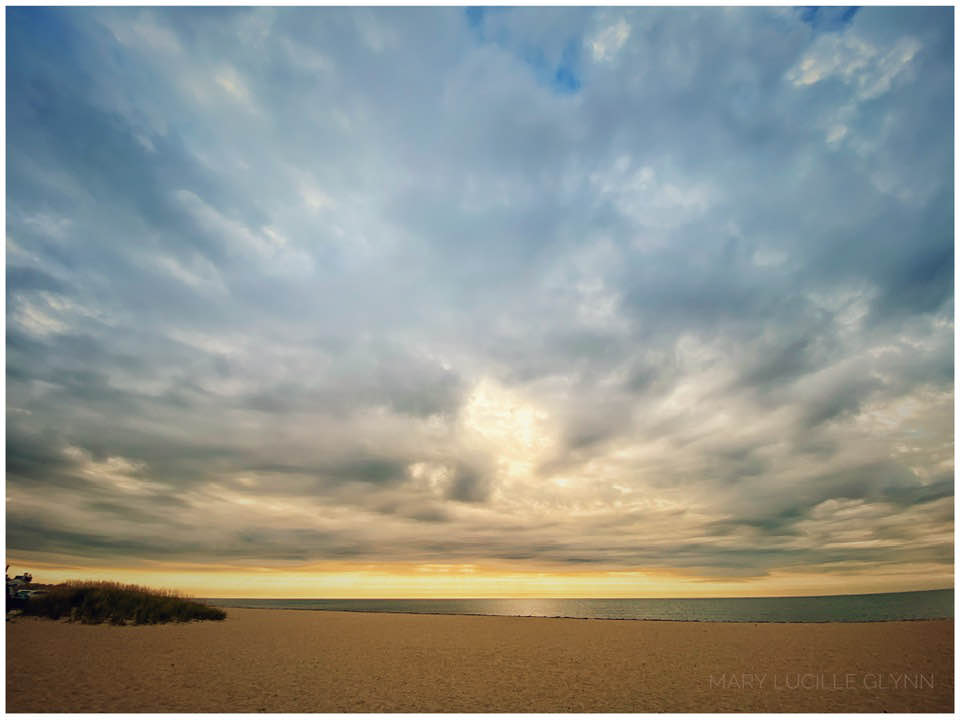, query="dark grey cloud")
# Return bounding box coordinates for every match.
[6,7,953,587]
